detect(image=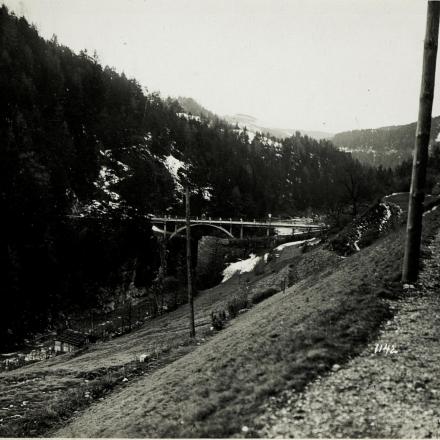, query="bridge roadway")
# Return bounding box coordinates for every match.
[150,216,325,239]
[151,216,324,229]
